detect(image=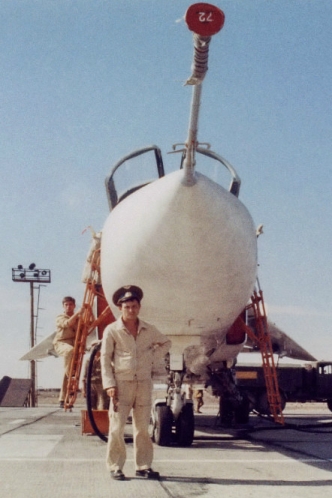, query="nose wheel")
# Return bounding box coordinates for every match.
[152,404,173,446]
[175,402,194,447]
[152,401,195,447]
